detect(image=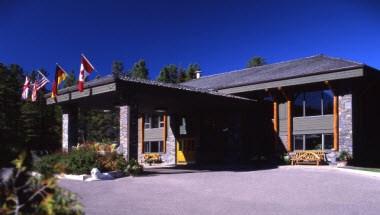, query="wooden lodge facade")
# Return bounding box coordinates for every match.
[47,55,380,166]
